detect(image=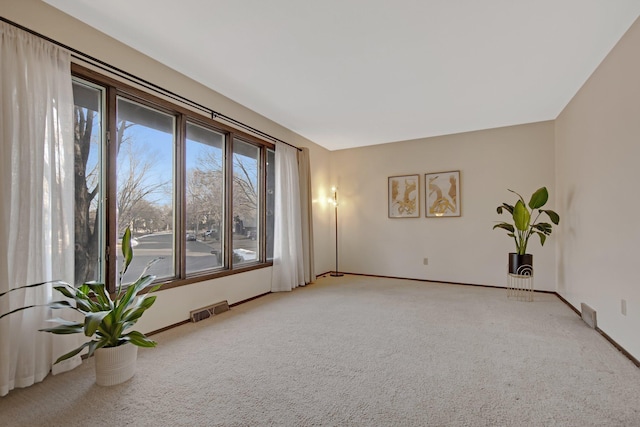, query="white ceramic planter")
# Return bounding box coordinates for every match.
[94,344,138,386]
